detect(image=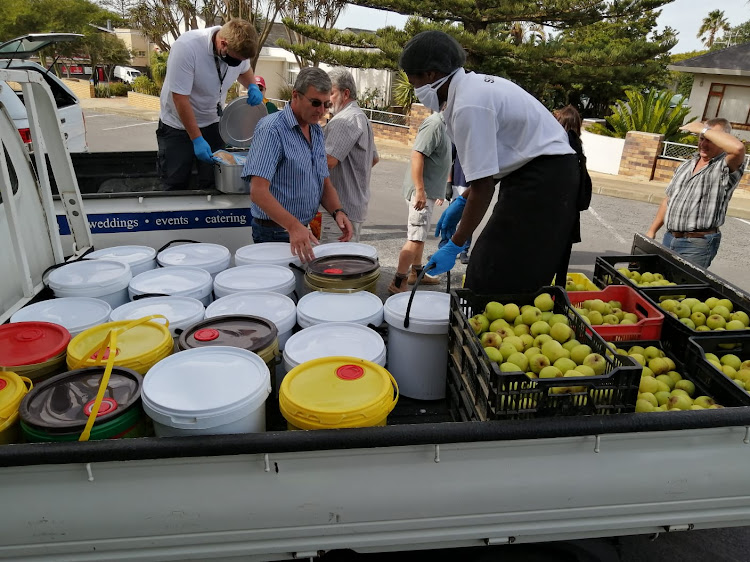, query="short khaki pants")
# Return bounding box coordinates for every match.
[406,195,436,242]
